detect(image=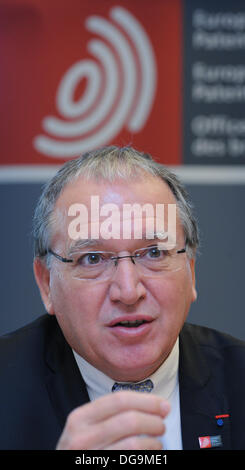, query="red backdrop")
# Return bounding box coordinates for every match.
[0,0,182,166]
